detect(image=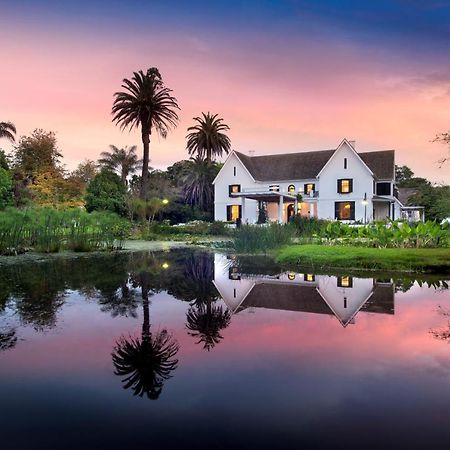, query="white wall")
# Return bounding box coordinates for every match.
[318,141,374,222]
